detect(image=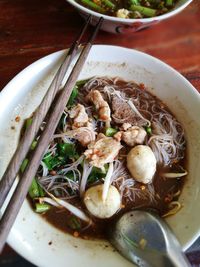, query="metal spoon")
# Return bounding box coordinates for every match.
[109,210,191,267]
